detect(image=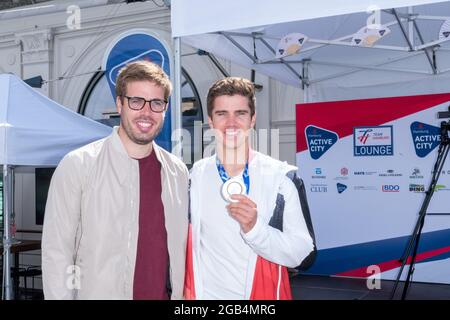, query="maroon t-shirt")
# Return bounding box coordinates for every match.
[133,150,169,300]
